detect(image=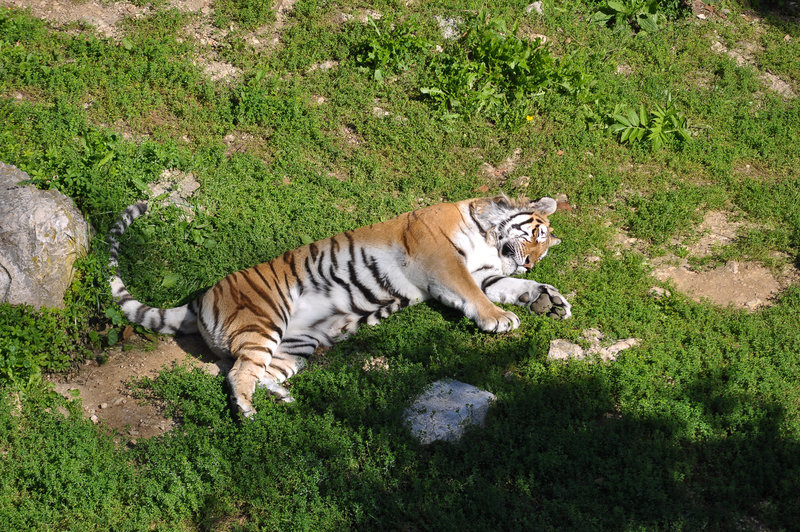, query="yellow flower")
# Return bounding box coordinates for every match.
[526,115,534,121]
